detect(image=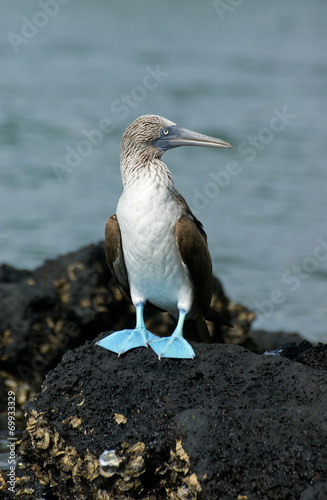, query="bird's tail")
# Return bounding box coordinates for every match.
[182,308,233,343]
[183,316,212,343]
